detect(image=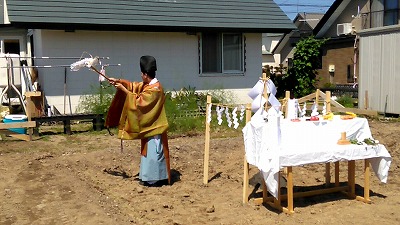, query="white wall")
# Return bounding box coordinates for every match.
[33,30,262,113]
[359,25,400,114]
